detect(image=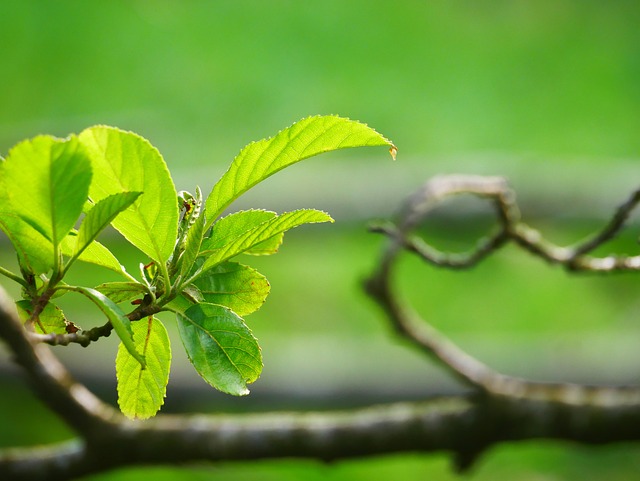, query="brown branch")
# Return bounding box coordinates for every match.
[364,174,640,437]
[0,286,120,441]
[2,175,640,480]
[382,174,640,273]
